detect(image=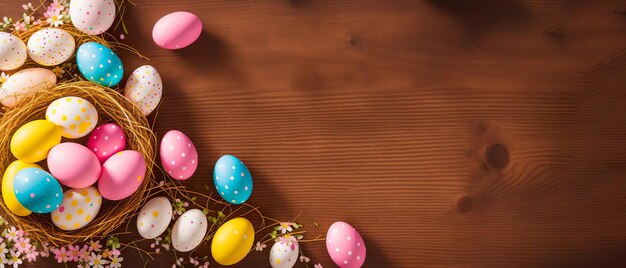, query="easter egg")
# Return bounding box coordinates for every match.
[0,32,27,71]
[51,187,102,231]
[13,168,63,213]
[152,12,202,50]
[136,196,172,239]
[211,217,255,265]
[45,96,98,139]
[270,236,299,268]
[76,42,123,87]
[27,28,75,66]
[0,68,57,107]
[10,120,61,163]
[47,142,101,188]
[160,130,198,180]
[124,65,162,115]
[98,150,146,200]
[171,209,207,252]
[213,155,253,204]
[326,222,366,268]
[1,161,40,216]
[69,0,116,35]
[87,123,126,163]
